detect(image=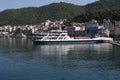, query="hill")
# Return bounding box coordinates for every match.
[72,0,120,23]
[0,2,84,25]
[0,0,120,25]
[85,0,120,12]
[72,9,120,24]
